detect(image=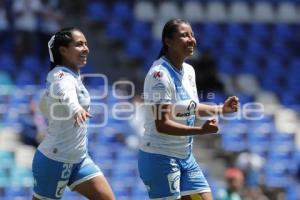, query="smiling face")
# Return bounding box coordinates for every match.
[165,23,196,60]
[59,30,89,70]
